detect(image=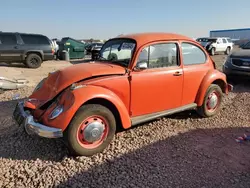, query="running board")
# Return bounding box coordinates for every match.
[131,103,197,126]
